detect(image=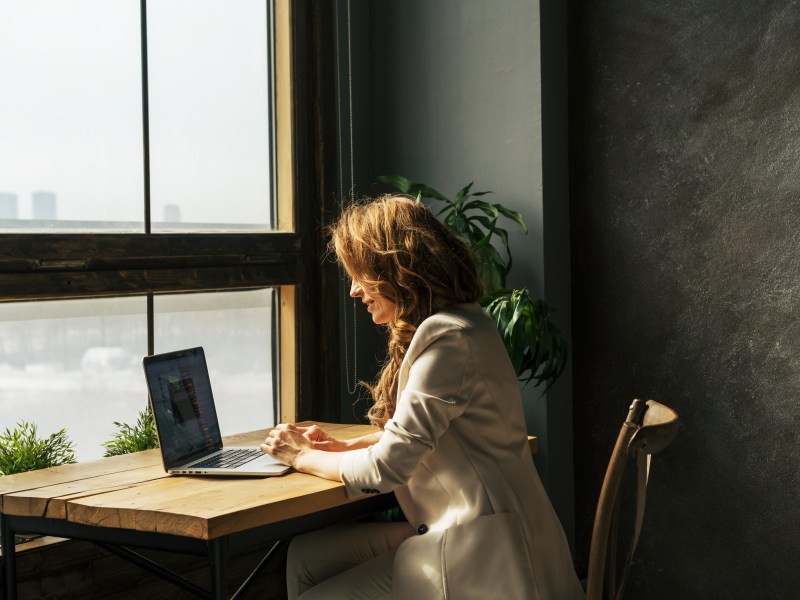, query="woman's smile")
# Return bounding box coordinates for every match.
[350,280,396,324]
